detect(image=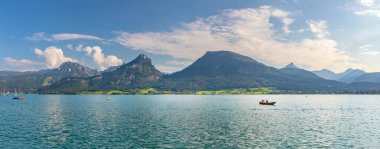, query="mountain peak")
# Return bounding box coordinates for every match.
[202,50,257,63]
[283,62,299,69]
[137,54,149,59]
[341,68,366,74]
[205,50,234,55]
[321,69,333,72]
[129,54,152,65]
[343,68,354,73]
[56,61,99,76]
[172,50,268,77]
[58,61,81,69]
[87,53,162,90]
